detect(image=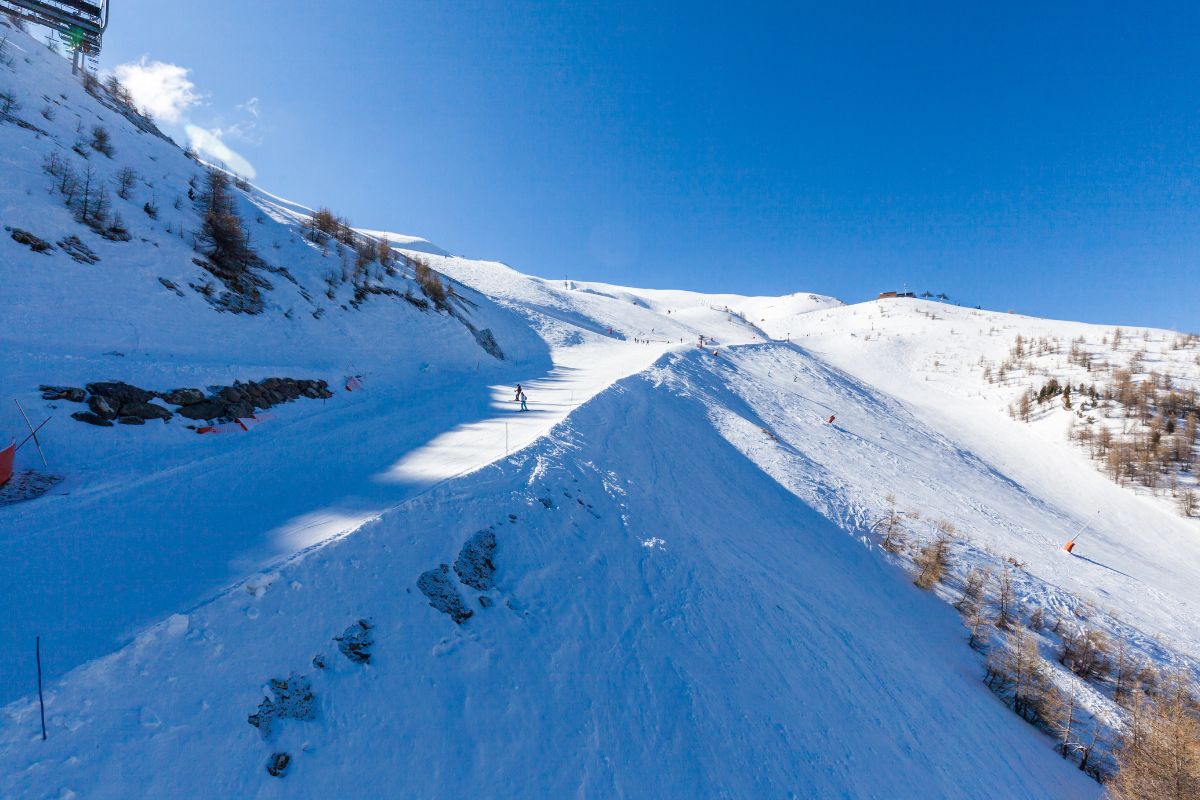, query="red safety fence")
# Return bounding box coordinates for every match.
[0,443,14,486]
[196,413,273,435]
